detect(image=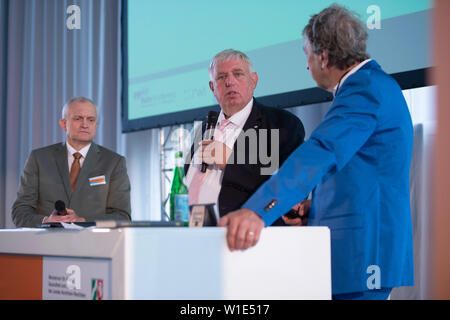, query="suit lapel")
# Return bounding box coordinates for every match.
[219,100,266,211]
[236,99,264,155]
[227,99,264,171]
[72,142,99,196]
[242,99,263,132]
[53,143,71,199]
